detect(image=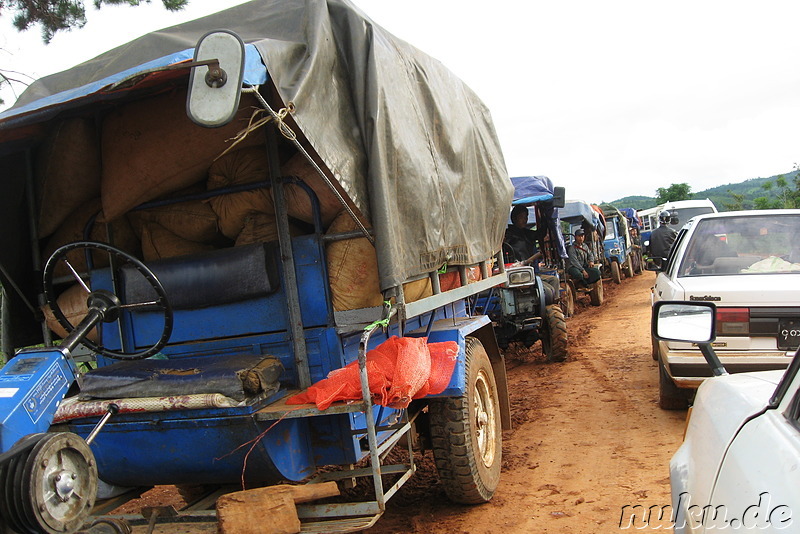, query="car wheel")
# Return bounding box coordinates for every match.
[542,305,568,362]
[429,337,502,504]
[658,361,690,410]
